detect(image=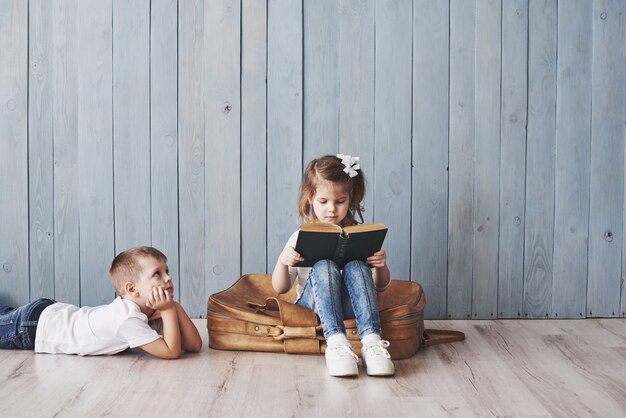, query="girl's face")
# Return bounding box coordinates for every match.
[311,180,350,225]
